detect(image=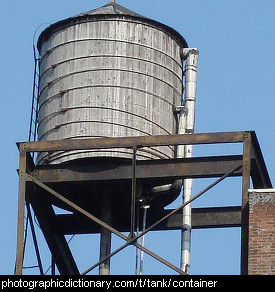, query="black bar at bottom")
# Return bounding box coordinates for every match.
[56,206,242,235]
